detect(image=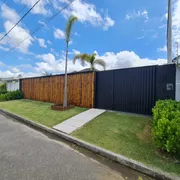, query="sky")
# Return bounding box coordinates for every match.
[0,0,180,78]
